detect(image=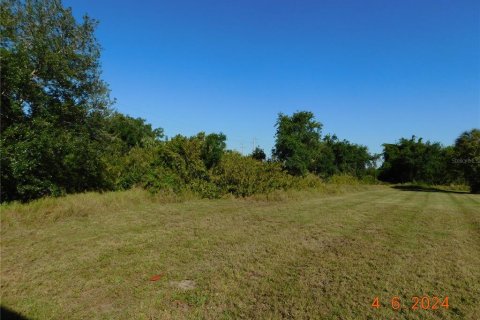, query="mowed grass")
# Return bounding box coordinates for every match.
[1,186,479,319]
